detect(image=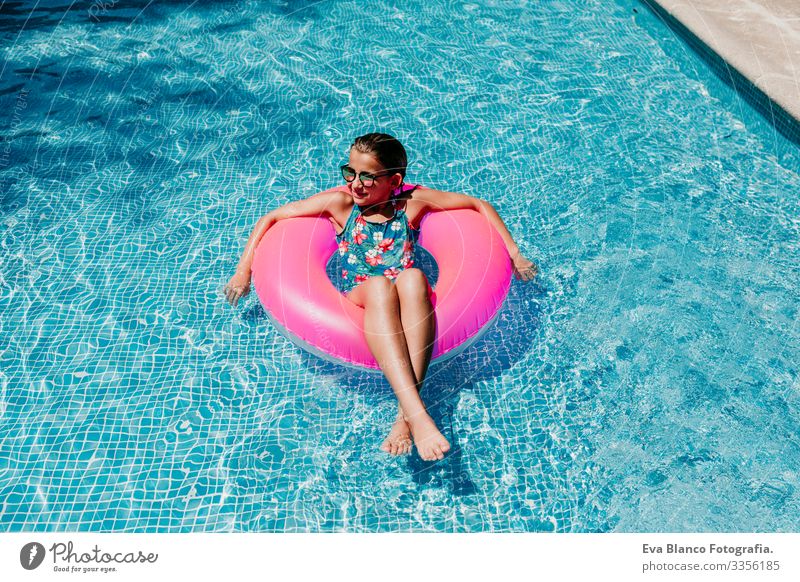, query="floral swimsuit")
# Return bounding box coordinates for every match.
[335,184,419,295]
